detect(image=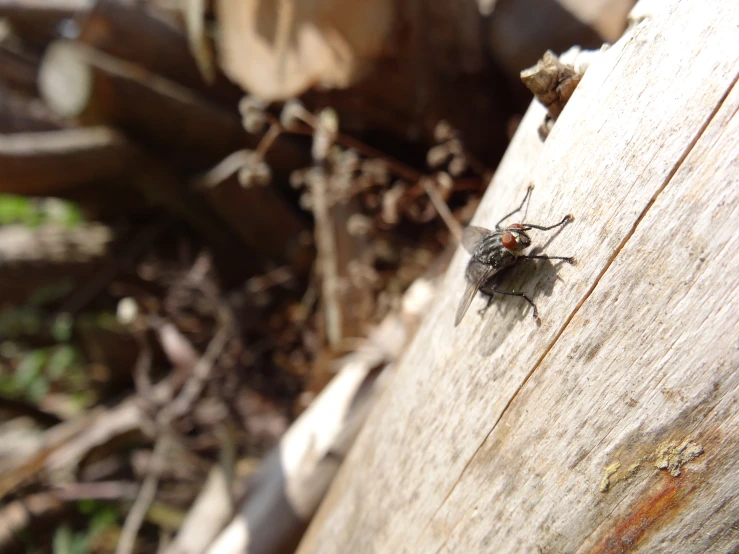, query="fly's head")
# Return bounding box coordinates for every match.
[500,223,531,255]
